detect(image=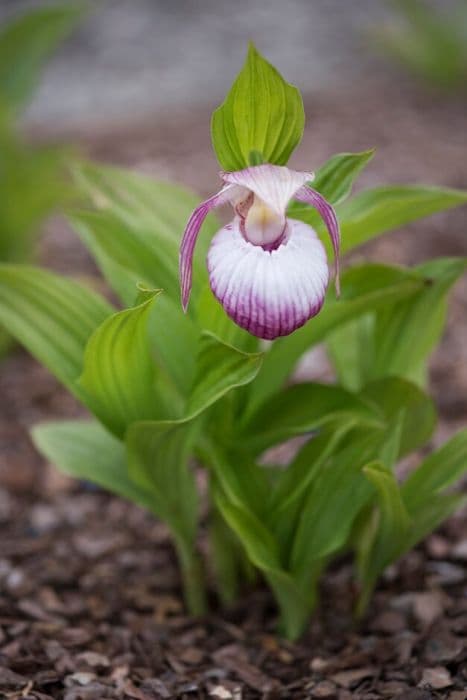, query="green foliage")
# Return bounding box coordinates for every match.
[328,258,467,389]
[291,184,467,257]
[211,43,305,170]
[0,4,84,112]
[0,4,83,356]
[370,0,467,91]
[1,43,467,640]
